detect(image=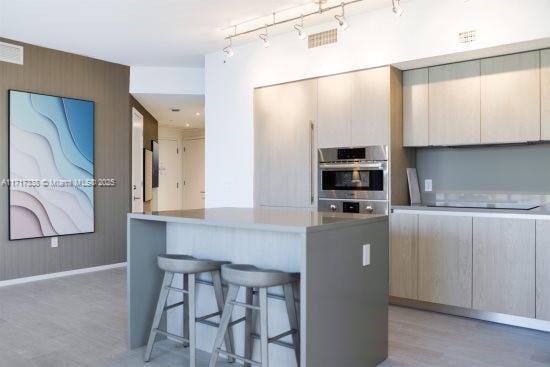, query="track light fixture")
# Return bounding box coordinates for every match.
[334,2,349,30]
[223,37,234,58]
[222,0,377,58]
[392,0,404,16]
[259,25,270,48]
[294,15,306,40]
